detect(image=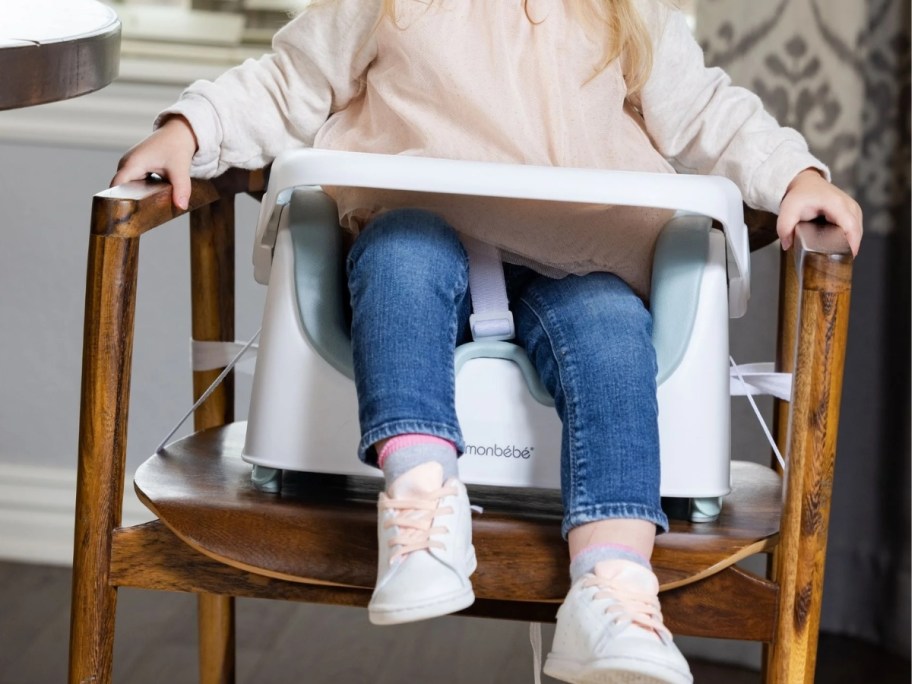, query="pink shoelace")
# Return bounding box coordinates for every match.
[584,574,674,646]
[379,484,457,563]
